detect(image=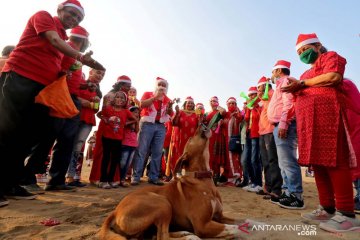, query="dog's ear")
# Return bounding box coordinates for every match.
[173,152,188,177]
